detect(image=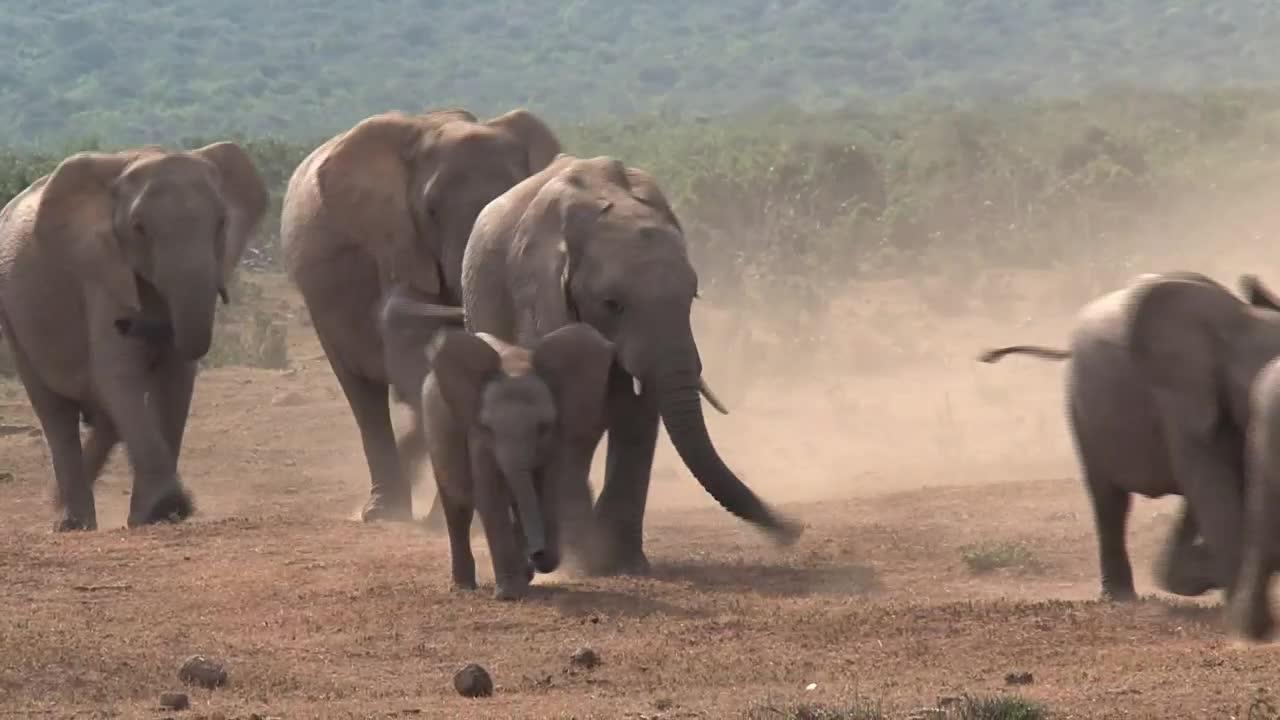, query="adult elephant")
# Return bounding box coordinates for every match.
[460,153,803,575]
[980,271,1280,601]
[0,143,268,530]
[281,108,561,522]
